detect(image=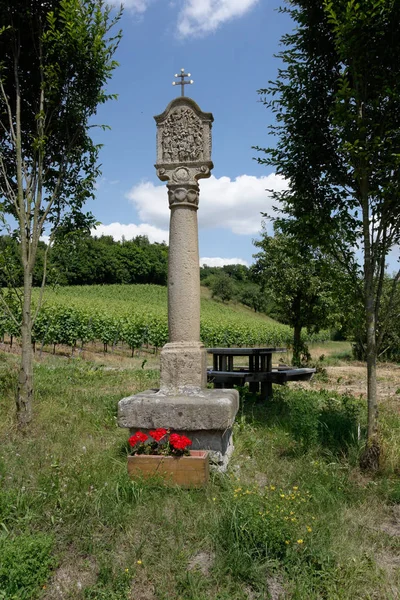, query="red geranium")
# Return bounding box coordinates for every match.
[128,431,148,447]
[169,433,192,451]
[127,429,193,457]
[149,428,168,442]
